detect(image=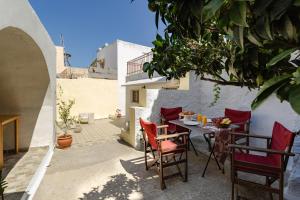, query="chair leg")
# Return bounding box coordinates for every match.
[231,181,235,200]
[159,154,166,190]
[265,177,273,200]
[184,149,188,182]
[279,173,284,200]
[145,150,148,171]
[173,155,183,179]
